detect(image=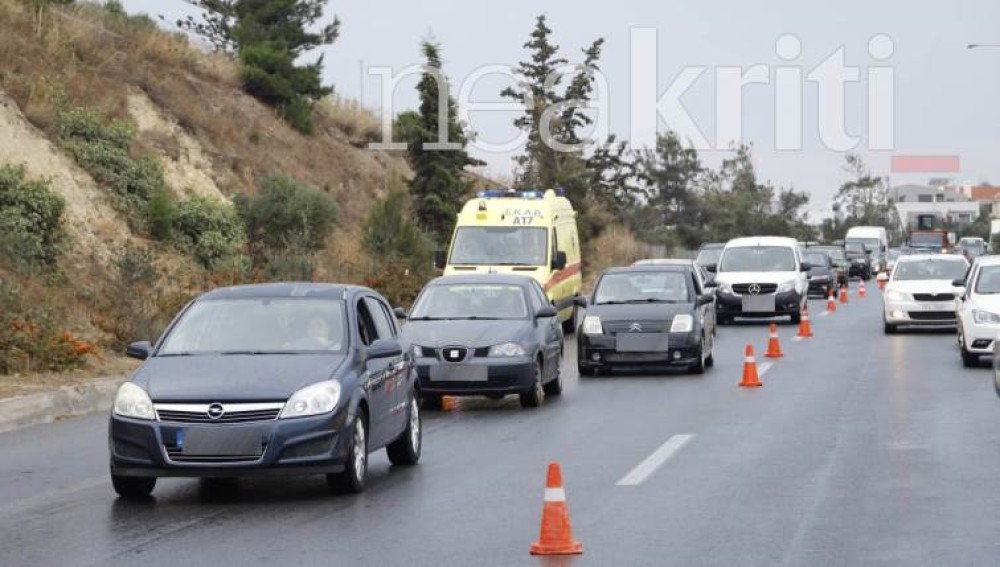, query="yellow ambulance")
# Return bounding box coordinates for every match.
[436,189,583,332]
